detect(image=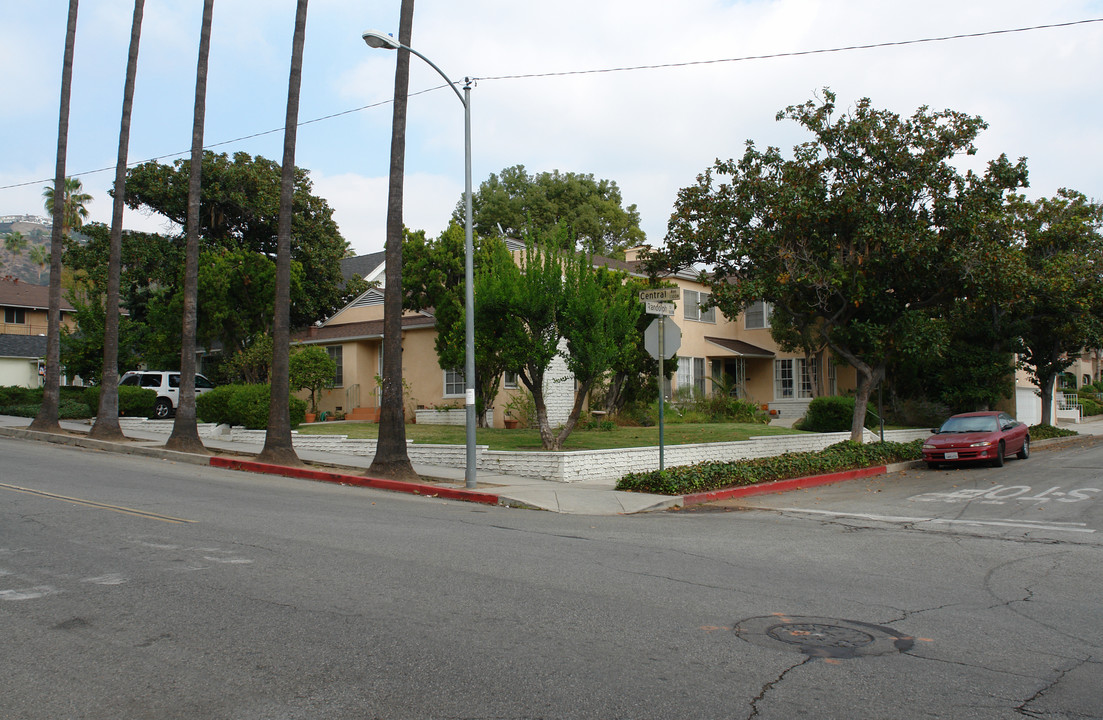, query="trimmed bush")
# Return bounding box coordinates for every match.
[0,386,96,419]
[82,385,156,418]
[616,439,923,495]
[796,396,877,433]
[1029,423,1078,440]
[197,383,305,429]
